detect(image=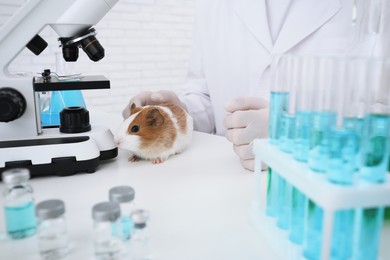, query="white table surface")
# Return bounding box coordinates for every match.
[0,113,273,260]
